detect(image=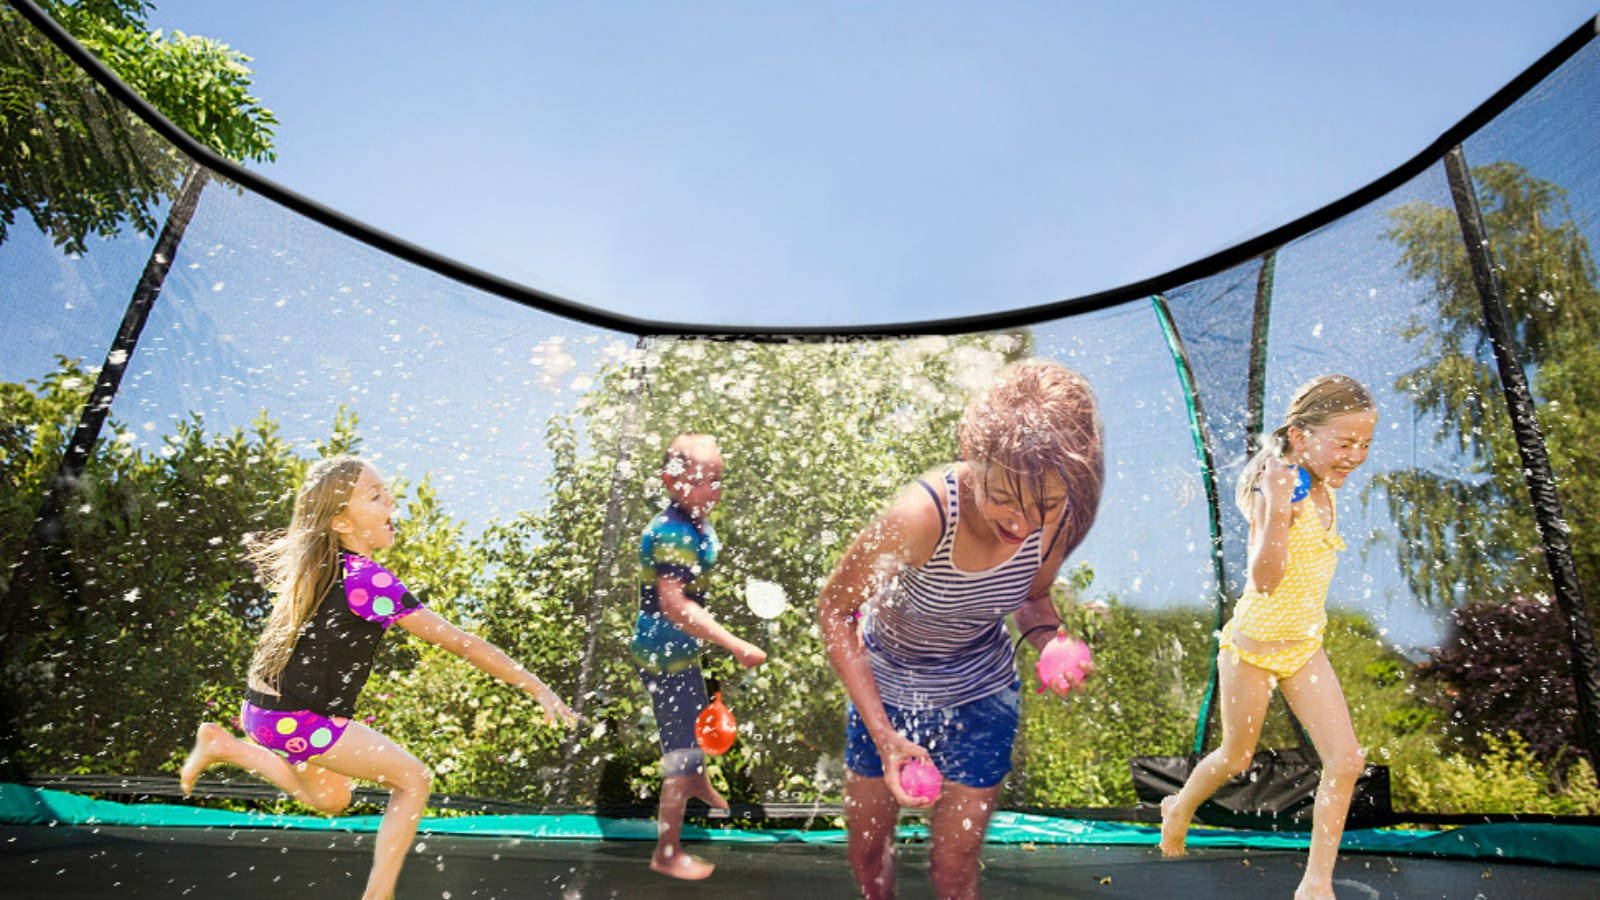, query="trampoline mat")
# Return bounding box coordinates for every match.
[4,825,1597,898]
